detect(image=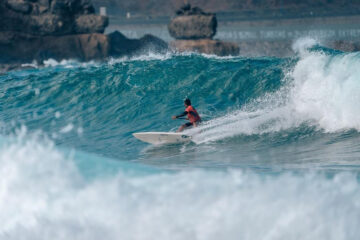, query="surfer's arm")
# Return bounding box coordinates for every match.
[172,111,188,119]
